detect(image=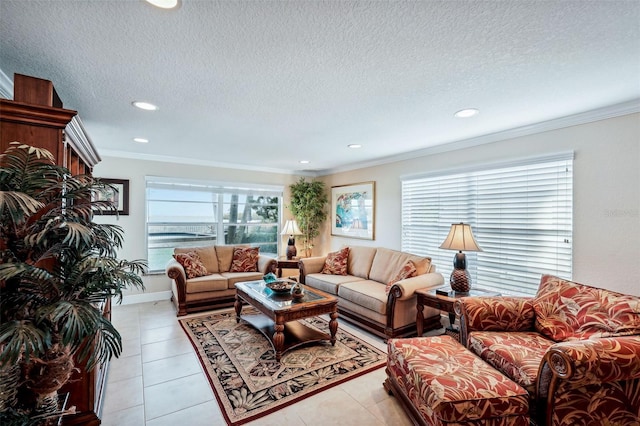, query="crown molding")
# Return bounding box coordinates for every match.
[98,149,318,177]
[0,68,14,99]
[317,99,640,176]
